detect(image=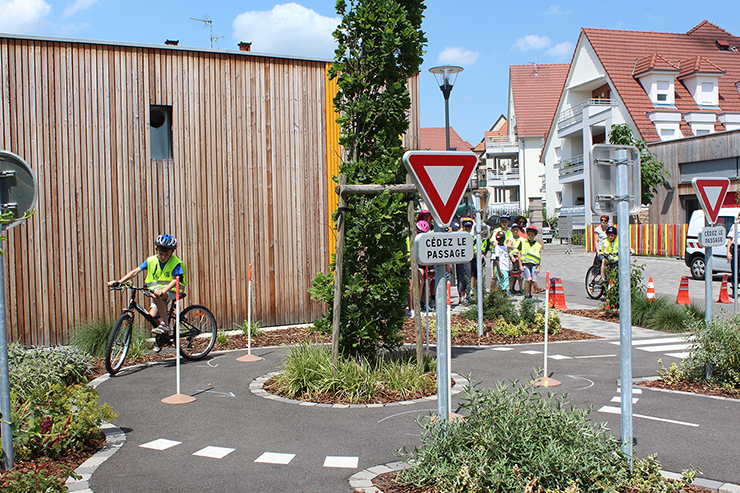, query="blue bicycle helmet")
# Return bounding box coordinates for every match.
[155,234,178,249]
